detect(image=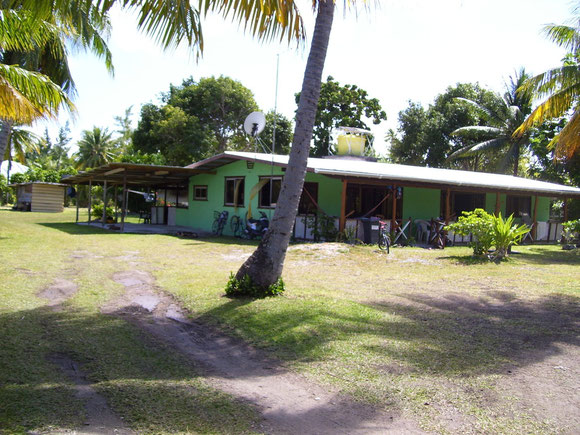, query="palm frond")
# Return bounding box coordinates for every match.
[448,138,507,160]
[451,126,503,137]
[543,23,580,53]
[552,109,580,158]
[518,65,580,99]
[0,64,74,123]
